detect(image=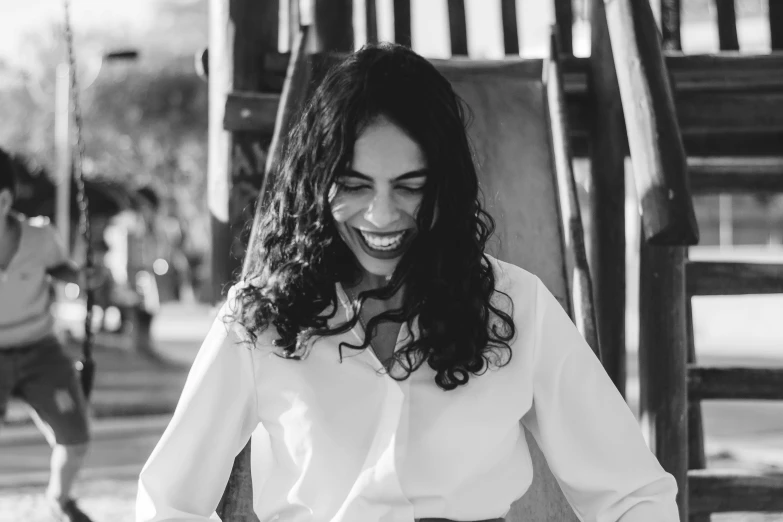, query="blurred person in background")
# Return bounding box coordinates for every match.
[0,147,97,522]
